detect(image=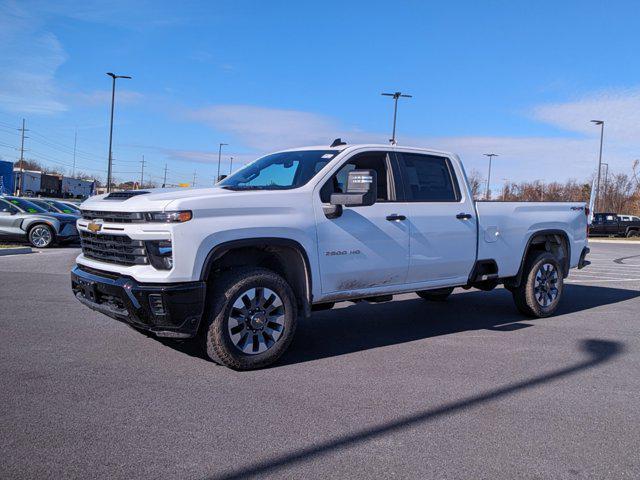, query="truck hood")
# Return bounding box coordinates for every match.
[80,187,271,212]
